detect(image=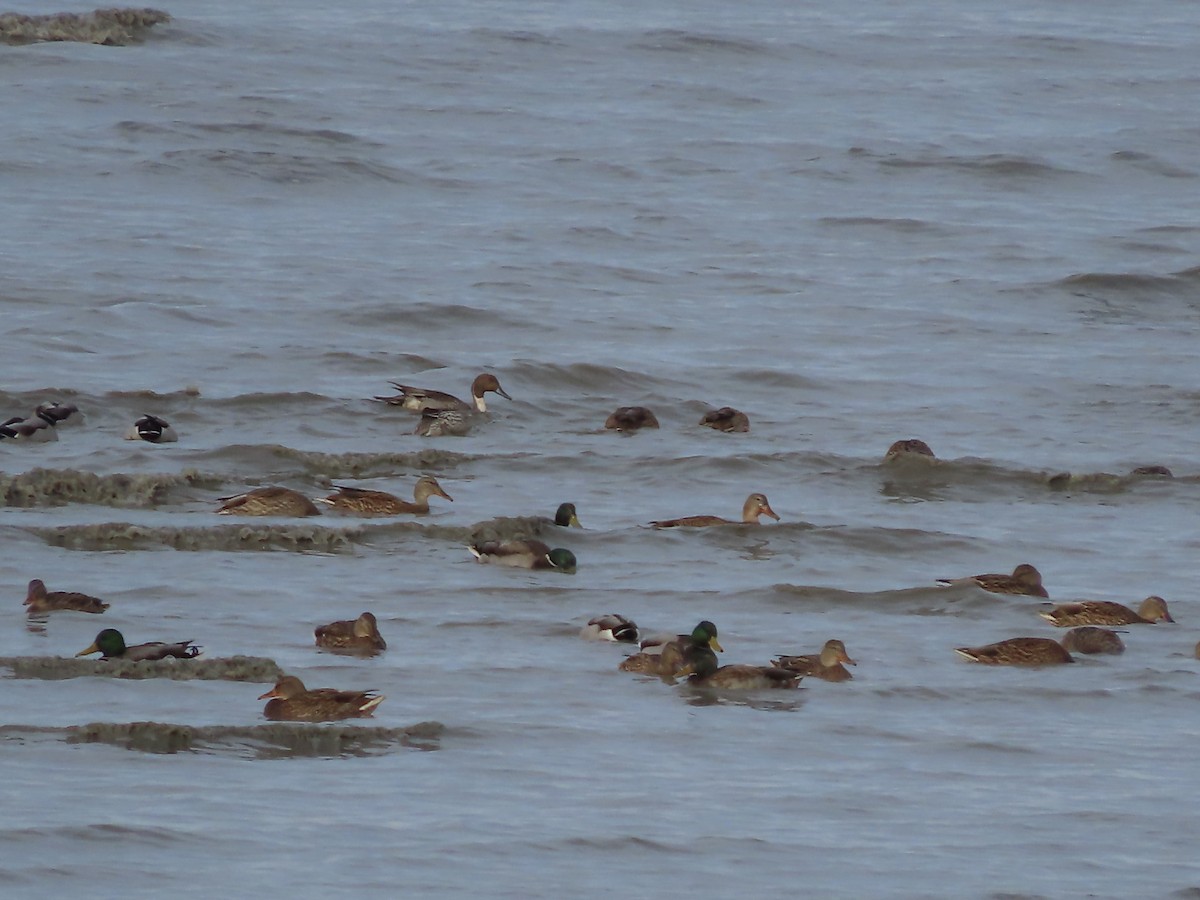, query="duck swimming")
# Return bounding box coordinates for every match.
[126,414,178,443]
[677,651,802,690]
[376,373,511,413]
[699,407,749,433]
[76,628,199,662]
[954,637,1073,666]
[258,675,384,722]
[936,563,1048,597]
[581,614,639,643]
[1059,626,1125,655]
[772,639,857,682]
[468,539,577,573]
[216,486,322,517]
[883,439,936,462]
[1039,596,1174,627]
[605,406,659,431]
[618,620,723,678]
[314,611,387,654]
[23,578,109,615]
[650,492,779,528]
[319,475,453,516]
